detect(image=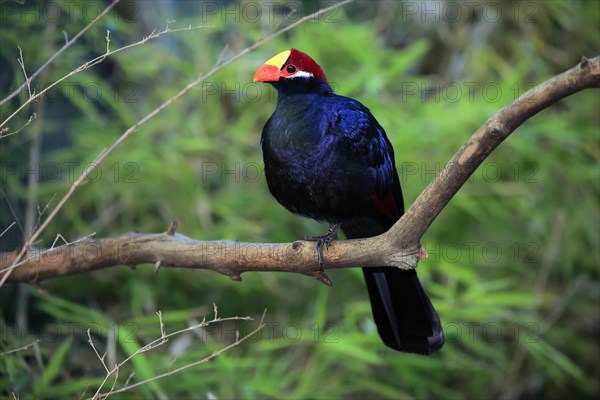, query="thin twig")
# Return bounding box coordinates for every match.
[0,189,24,236]
[0,112,37,138]
[0,339,40,356]
[94,310,267,399]
[87,329,110,374]
[0,0,355,287]
[17,47,33,99]
[0,0,121,106]
[0,232,97,275]
[0,222,16,239]
[50,234,70,249]
[105,30,111,54]
[0,23,215,134]
[17,31,55,331]
[90,308,259,399]
[157,311,166,338]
